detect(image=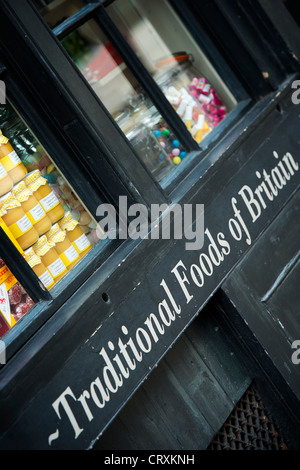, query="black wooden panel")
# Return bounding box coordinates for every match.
[94,304,250,450]
[222,189,300,401]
